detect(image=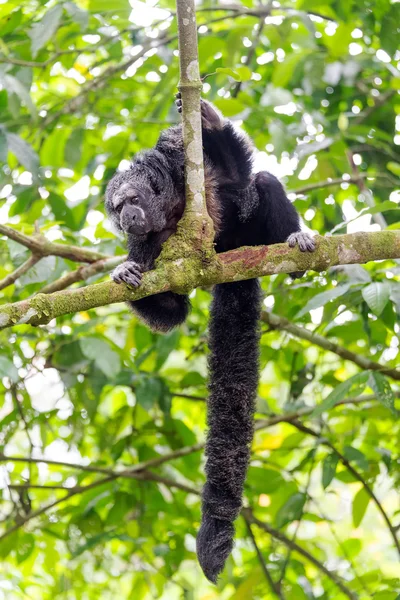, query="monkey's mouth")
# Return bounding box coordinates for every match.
[120,205,151,236]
